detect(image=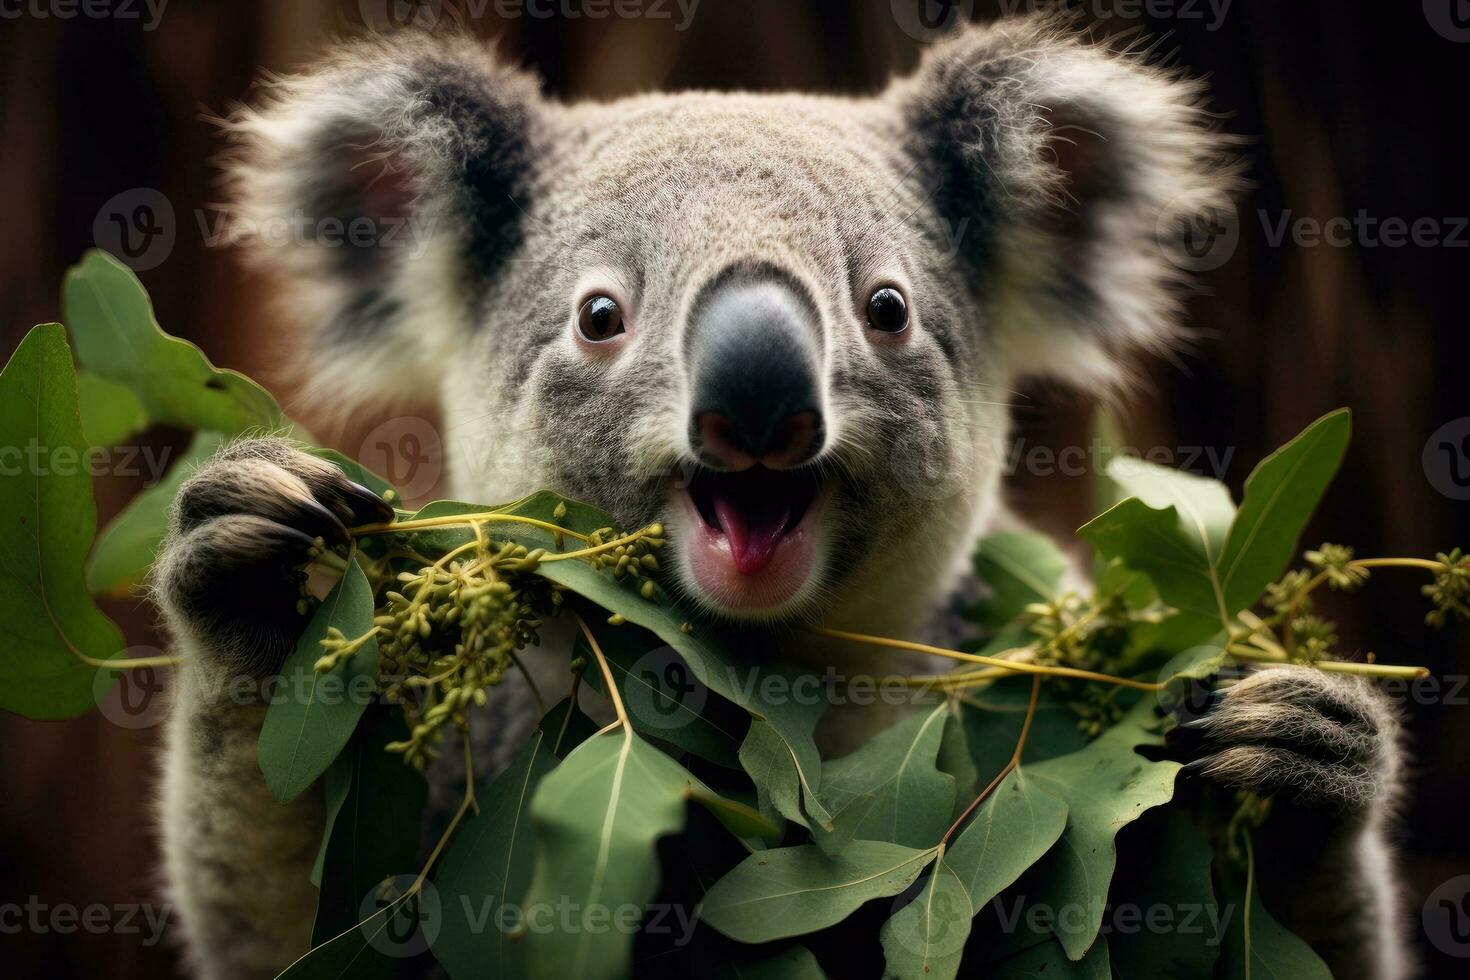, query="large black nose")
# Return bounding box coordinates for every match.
[688,276,825,470]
